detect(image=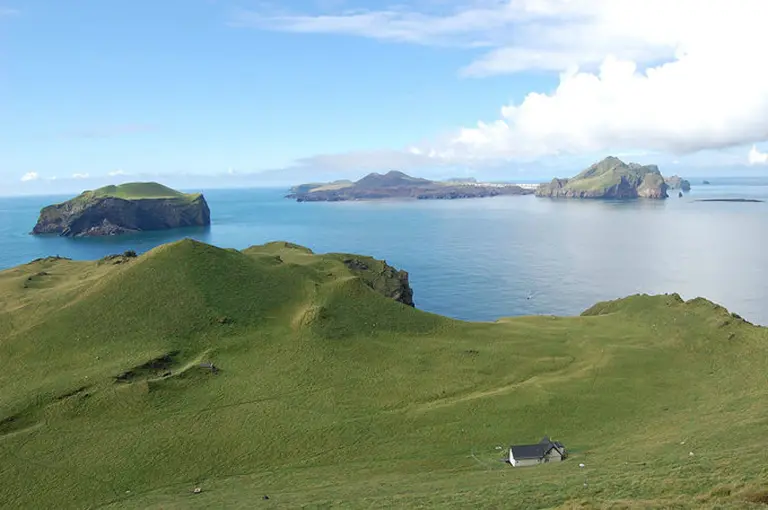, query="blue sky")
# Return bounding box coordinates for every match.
[3,0,768,195]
